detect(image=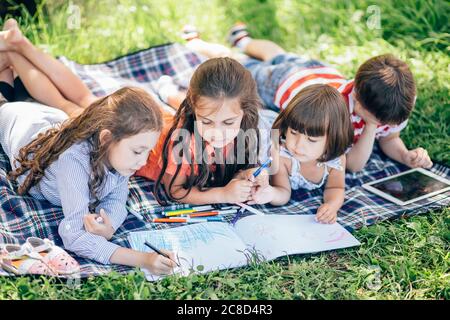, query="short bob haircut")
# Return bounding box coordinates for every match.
[272,84,353,162]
